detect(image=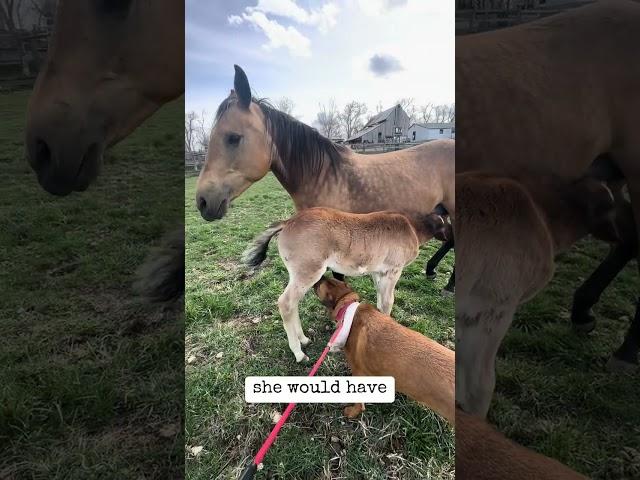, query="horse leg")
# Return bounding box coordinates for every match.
[278,269,325,362]
[456,302,517,418]
[571,242,635,333]
[426,238,454,279]
[608,299,640,370]
[375,269,402,314]
[443,267,455,295]
[572,198,637,333]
